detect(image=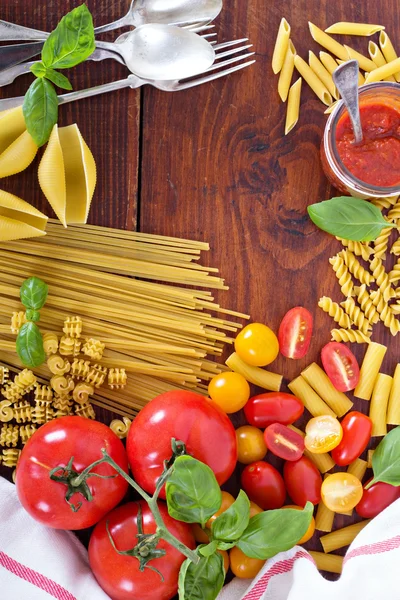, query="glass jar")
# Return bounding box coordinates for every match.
[321,82,400,199]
